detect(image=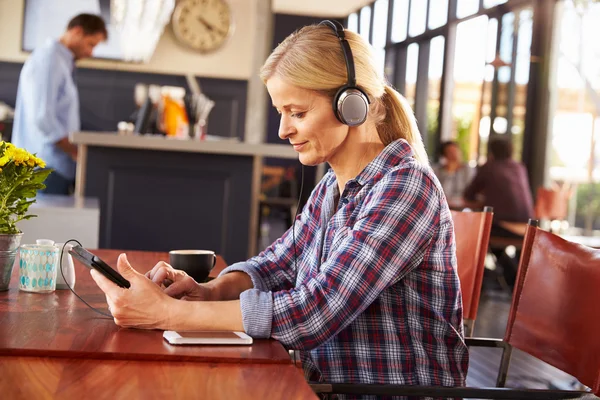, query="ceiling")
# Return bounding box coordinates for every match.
[272,0,372,17]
